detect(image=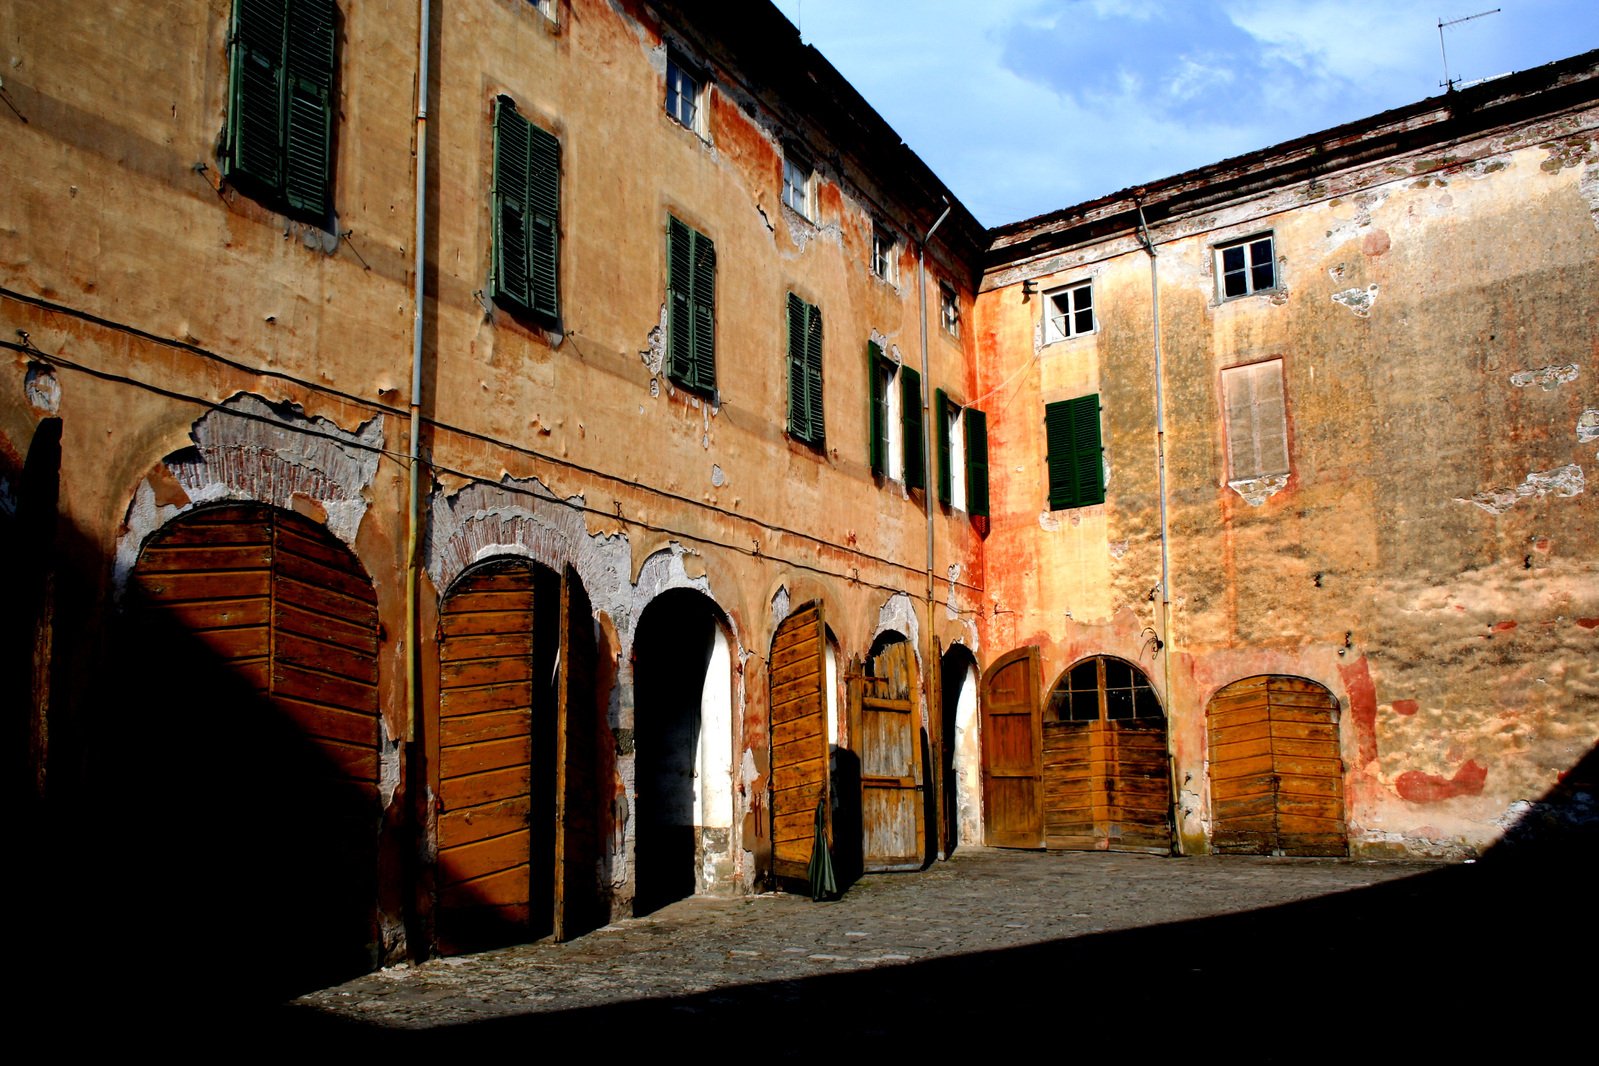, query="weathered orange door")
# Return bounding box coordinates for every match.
[1208,675,1346,856]
[131,504,379,972]
[854,638,925,871]
[1043,656,1171,854]
[979,646,1044,848]
[436,561,536,949]
[767,602,829,889]
[555,565,603,940]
